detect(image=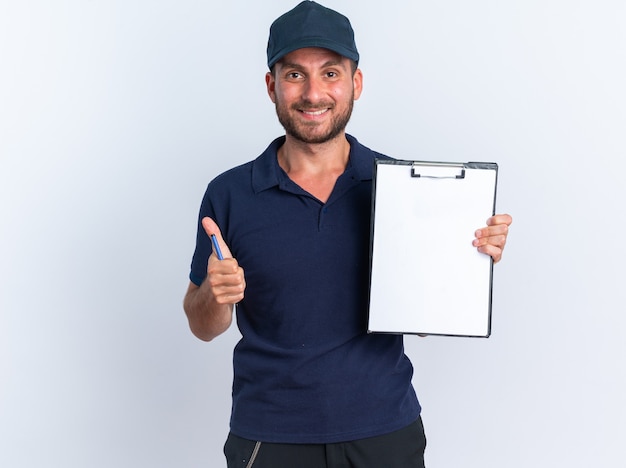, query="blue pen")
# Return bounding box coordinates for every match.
[210,234,224,260]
